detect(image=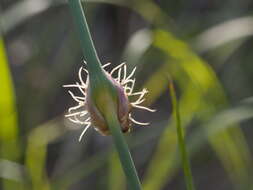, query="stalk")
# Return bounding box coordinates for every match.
[105,108,142,190]
[169,80,195,190]
[68,0,103,77]
[67,1,142,189]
